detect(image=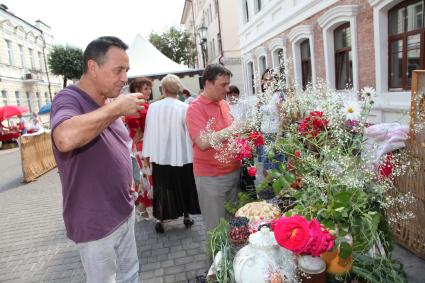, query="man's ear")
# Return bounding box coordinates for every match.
[87,59,98,76]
